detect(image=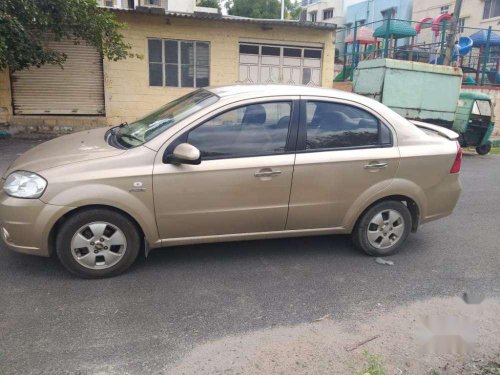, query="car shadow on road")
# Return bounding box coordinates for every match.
[2,233,420,280]
[135,234,368,272]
